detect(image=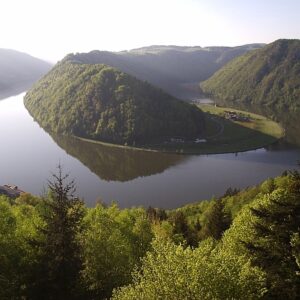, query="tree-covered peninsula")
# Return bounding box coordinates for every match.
[201,39,300,112]
[24,58,205,145]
